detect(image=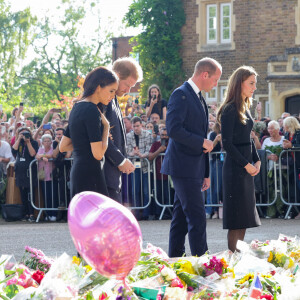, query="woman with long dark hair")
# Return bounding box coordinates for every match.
[60,66,118,197]
[145,84,167,120]
[217,66,261,252]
